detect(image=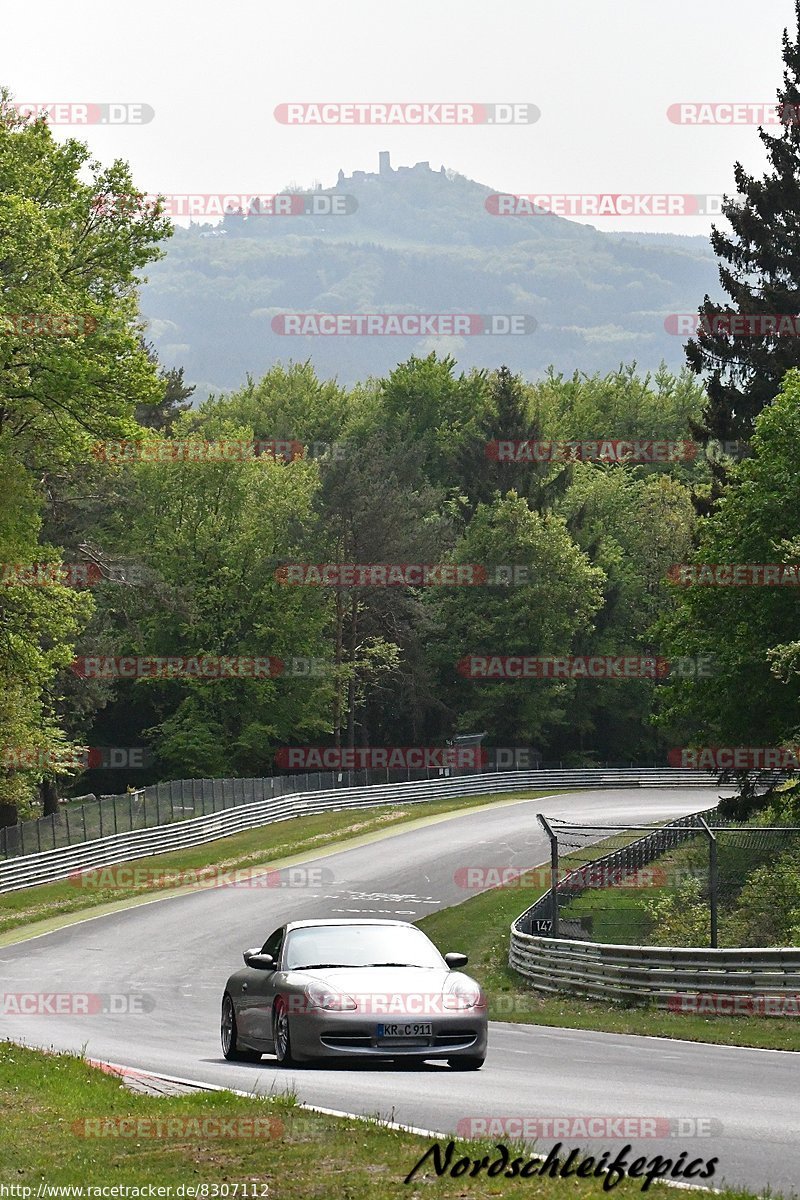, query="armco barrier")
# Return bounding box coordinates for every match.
[509,804,800,1005]
[0,767,717,893]
[0,763,719,861]
[508,936,800,1006]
